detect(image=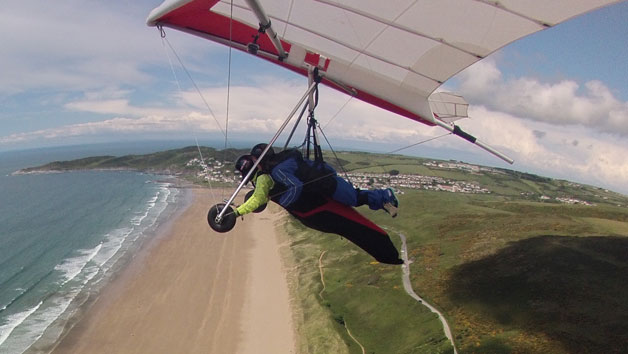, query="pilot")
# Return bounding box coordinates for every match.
[233,144,399,218]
